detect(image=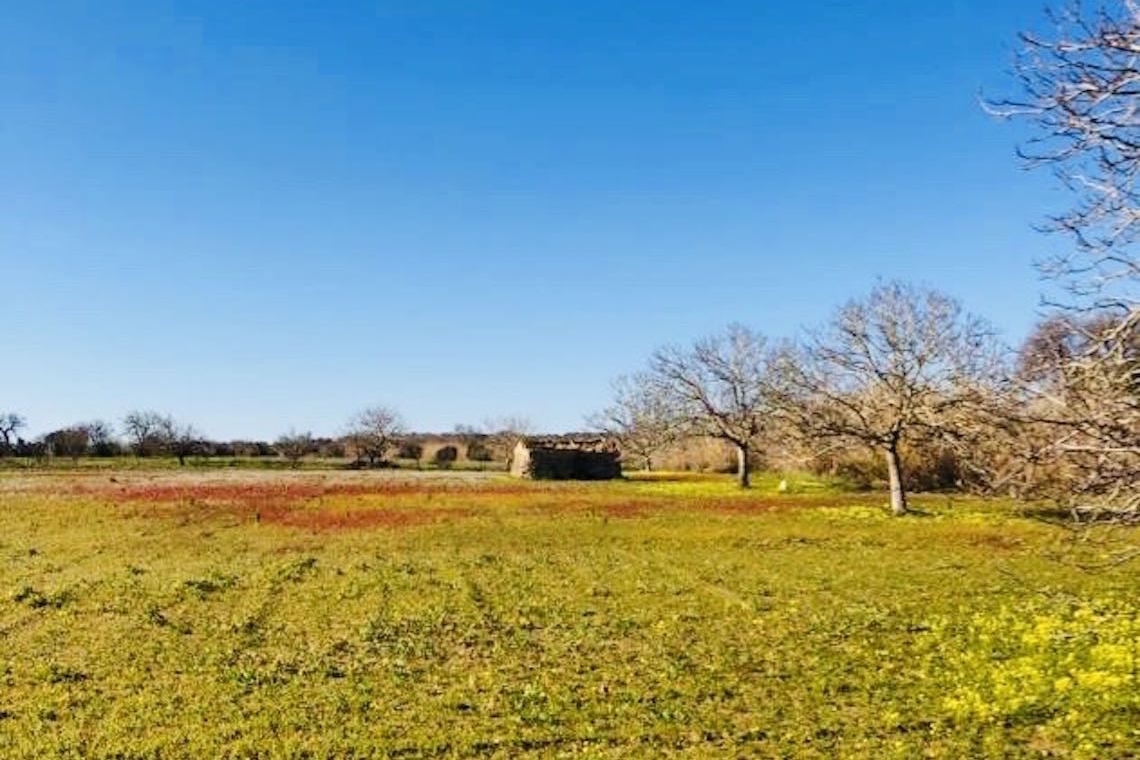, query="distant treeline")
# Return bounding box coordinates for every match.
[0,410,518,471]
